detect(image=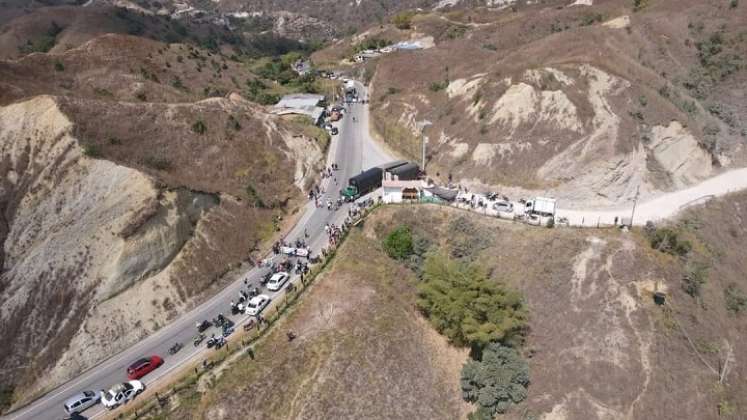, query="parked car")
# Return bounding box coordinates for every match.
[101,380,144,409]
[126,355,163,380]
[493,201,514,212]
[266,272,289,291]
[63,390,100,415]
[245,294,270,316]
